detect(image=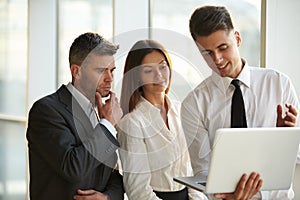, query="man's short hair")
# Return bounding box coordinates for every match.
[69,32,119,67]
[189,5,234,40]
